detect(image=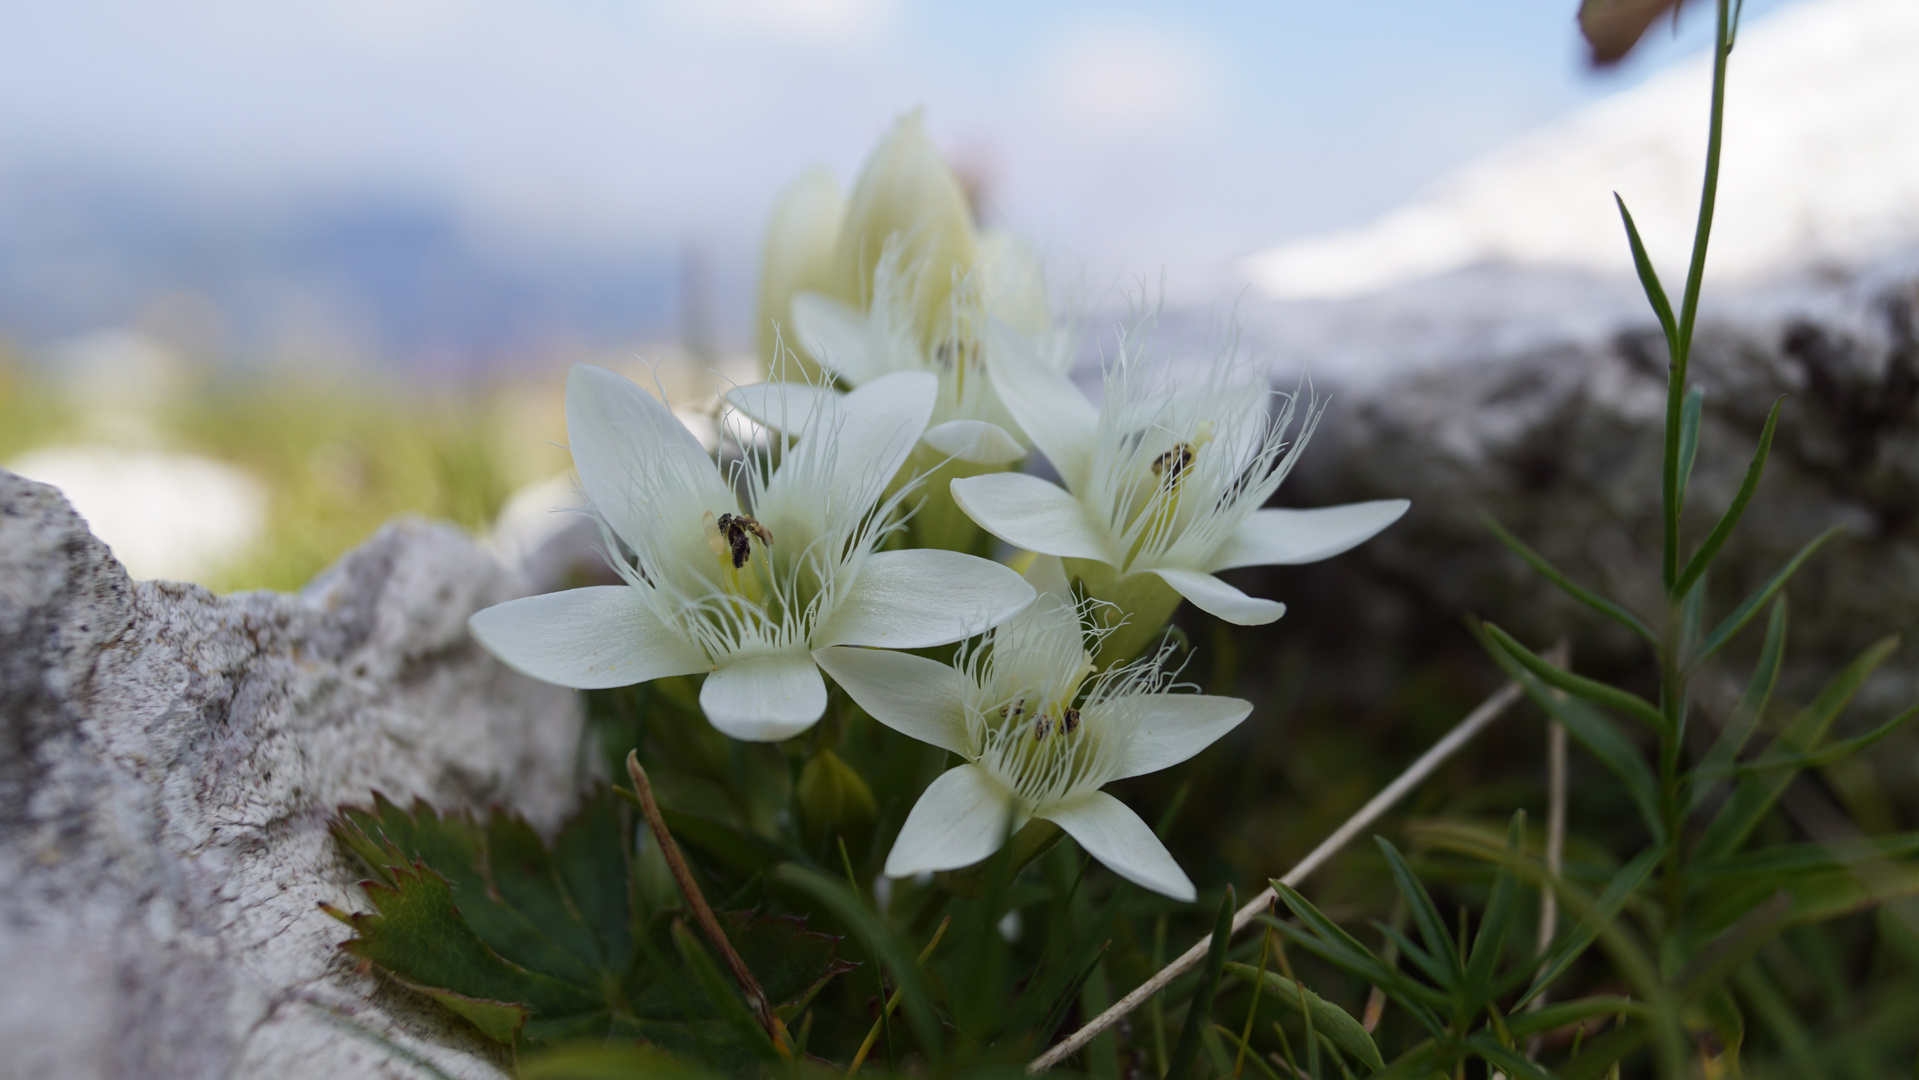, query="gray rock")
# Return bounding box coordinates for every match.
[0,470,583,1080]
[1210,252,1919,707]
